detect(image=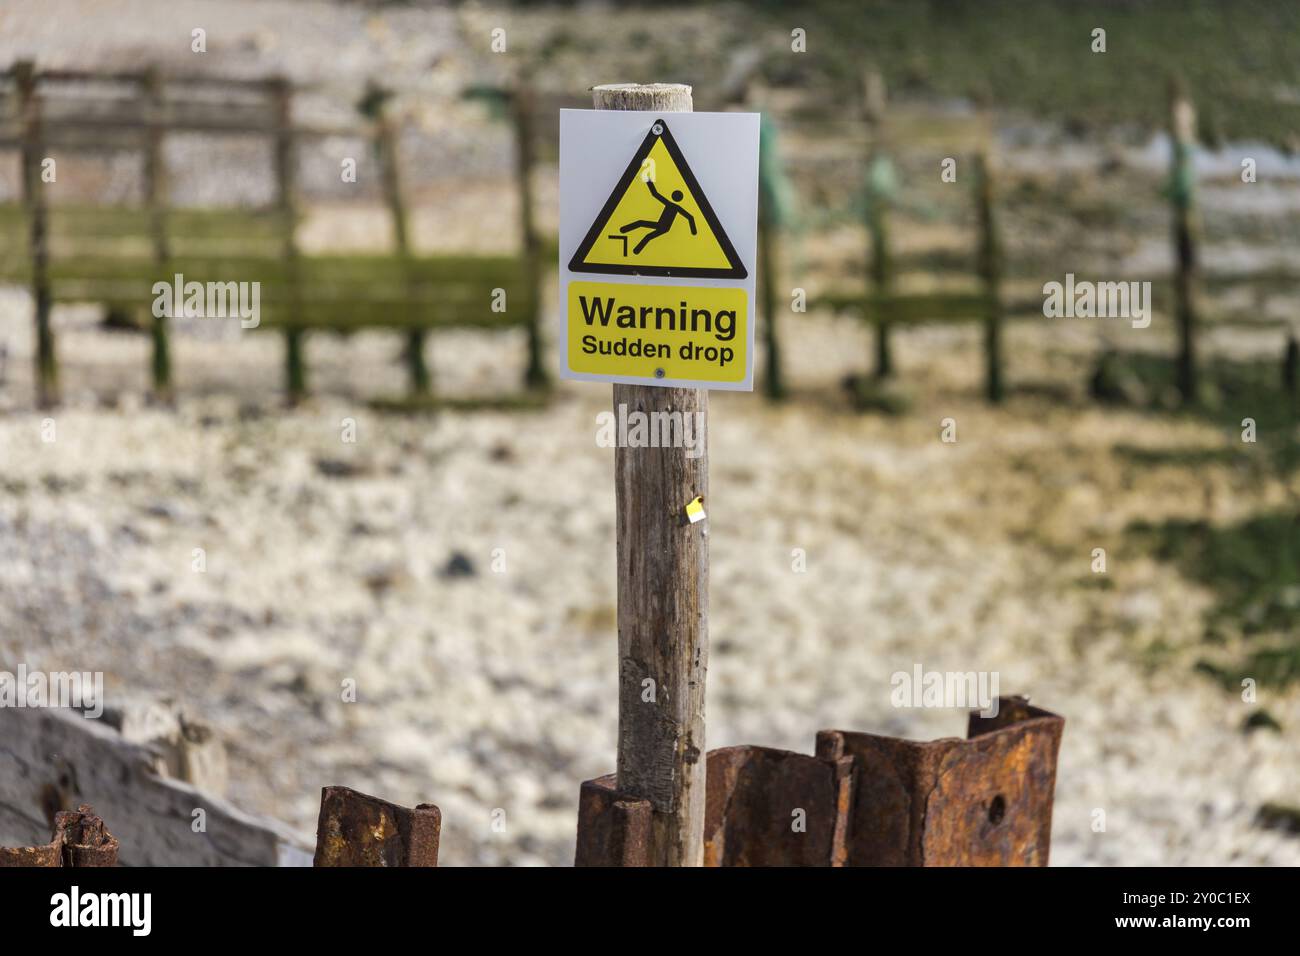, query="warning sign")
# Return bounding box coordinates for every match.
[560,109,759,391]
[568,281,746,383]
[568,119,746,279]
